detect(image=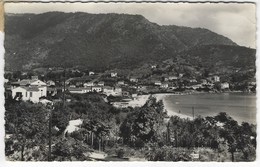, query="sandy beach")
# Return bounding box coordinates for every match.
[152,93,193,119]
